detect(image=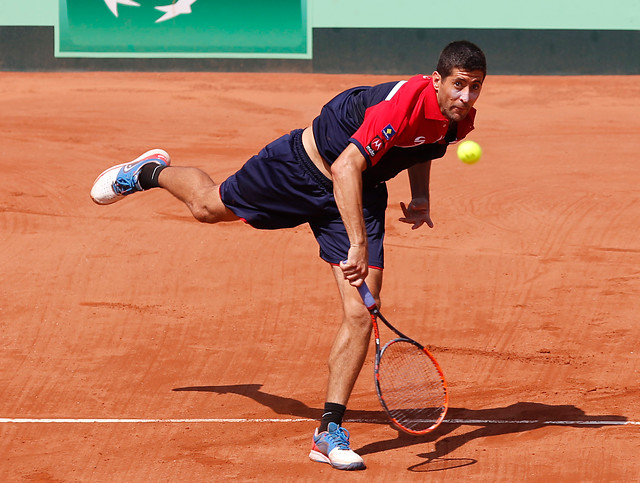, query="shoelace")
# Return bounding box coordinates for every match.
[325,427,351,450]
[112,173,139,194]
